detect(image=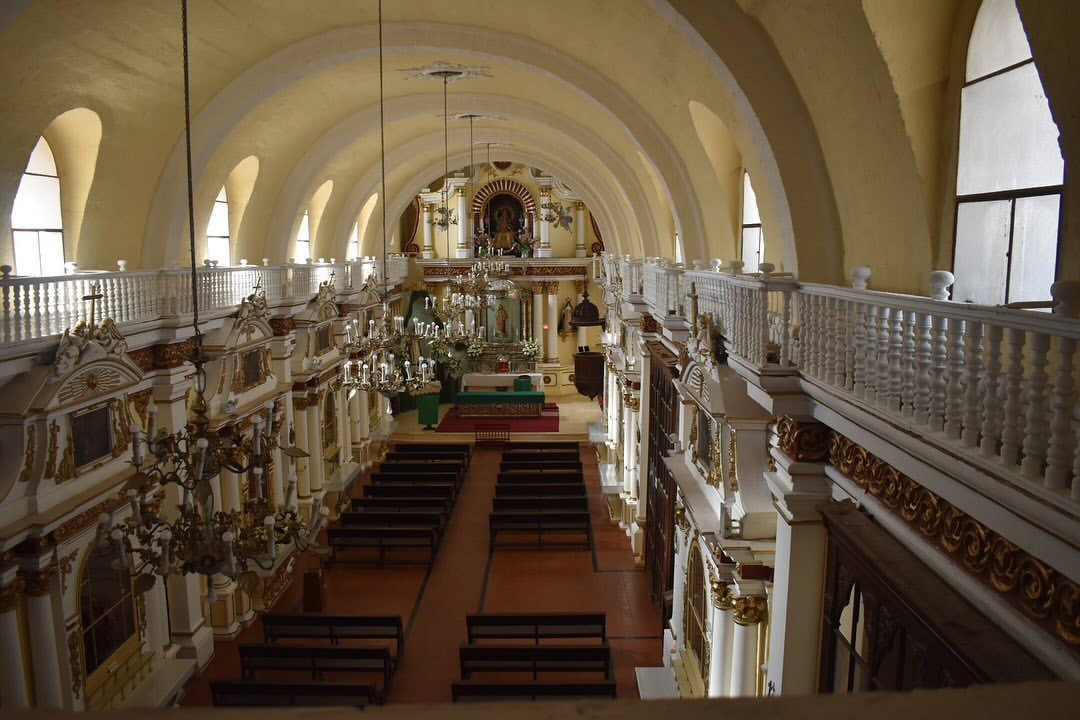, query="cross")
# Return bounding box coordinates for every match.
[252,275,263,295]
[328,270,336,285]
[82,282,103,328]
